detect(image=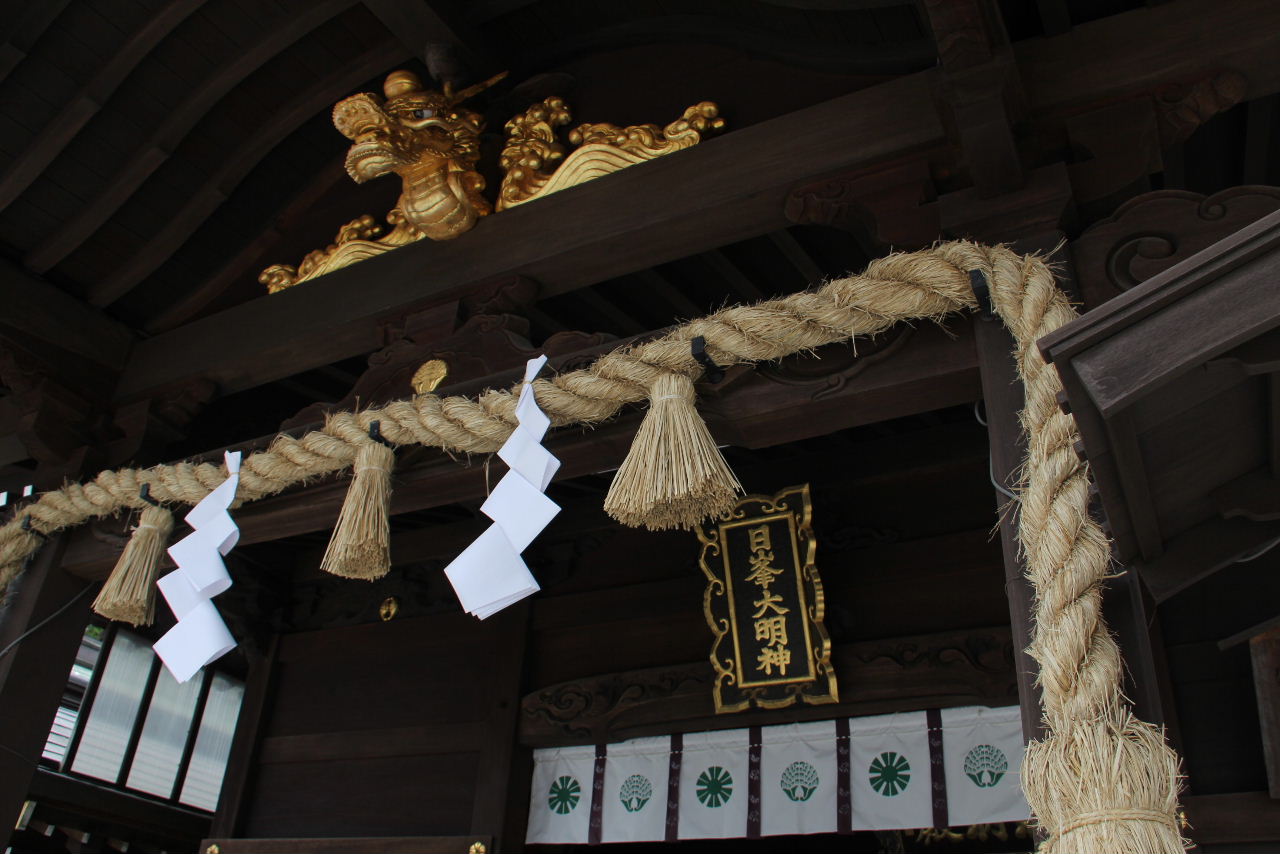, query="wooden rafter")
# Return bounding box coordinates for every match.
[361,0,492,70]
[0,0,208,215]
[86,40,411,309]
[23,0,362,281]
[0,0,71,84]
[145,153,352,333]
